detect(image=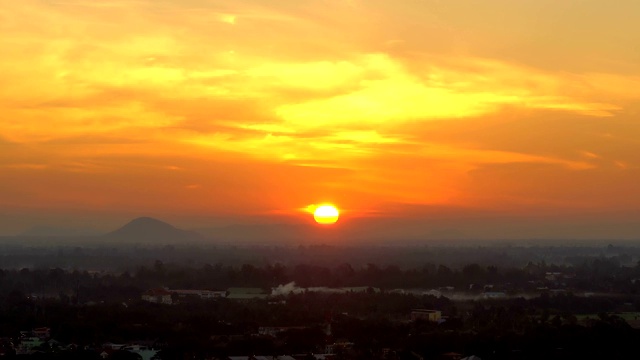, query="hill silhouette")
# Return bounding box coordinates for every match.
[104,217,204,243]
